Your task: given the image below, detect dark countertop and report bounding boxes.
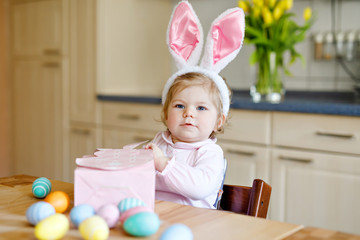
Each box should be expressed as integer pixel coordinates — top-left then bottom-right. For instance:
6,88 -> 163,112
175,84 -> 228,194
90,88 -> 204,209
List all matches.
97,91 -> 360,117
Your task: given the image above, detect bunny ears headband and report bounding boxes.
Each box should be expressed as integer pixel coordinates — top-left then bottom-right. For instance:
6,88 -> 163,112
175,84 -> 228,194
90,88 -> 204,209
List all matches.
162,0 -> 245,117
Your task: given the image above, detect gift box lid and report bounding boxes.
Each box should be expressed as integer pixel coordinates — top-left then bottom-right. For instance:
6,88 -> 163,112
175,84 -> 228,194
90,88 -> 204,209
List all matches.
76,141 -> 153,170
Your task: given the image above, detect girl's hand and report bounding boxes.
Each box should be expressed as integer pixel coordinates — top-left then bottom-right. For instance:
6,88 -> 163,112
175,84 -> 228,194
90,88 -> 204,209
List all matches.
145,143 -> 169,172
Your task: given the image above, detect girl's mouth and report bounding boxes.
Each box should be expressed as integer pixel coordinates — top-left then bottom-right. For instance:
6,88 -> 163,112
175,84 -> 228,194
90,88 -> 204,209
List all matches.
182,123 -> 195,127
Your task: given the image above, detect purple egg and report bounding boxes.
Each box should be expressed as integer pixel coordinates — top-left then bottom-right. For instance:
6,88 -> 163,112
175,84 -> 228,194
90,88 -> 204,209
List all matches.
97,203 -> 120,228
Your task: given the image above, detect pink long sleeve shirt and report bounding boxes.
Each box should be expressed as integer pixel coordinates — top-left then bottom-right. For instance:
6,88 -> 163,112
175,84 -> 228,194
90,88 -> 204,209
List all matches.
151,131 -> 225,209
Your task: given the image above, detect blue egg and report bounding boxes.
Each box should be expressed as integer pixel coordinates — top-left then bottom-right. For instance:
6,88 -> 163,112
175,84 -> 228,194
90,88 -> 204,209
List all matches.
70,204 -> 95,227
160,224 -> 193,240
26,201 -> 56,225
32,177 -> 52,198
123,212 -> 160,237
118,198 -> 145,214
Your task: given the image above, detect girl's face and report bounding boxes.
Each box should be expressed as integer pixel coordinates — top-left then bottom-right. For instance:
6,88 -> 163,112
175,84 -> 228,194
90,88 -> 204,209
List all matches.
166,85 -> 225,143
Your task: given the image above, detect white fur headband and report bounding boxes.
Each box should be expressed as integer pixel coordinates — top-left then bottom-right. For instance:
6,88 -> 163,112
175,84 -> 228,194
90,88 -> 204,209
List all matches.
162,0 -> 245,117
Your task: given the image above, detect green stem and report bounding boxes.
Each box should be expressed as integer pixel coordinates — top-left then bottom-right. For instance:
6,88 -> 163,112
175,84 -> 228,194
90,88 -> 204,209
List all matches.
255,49 -> 283,94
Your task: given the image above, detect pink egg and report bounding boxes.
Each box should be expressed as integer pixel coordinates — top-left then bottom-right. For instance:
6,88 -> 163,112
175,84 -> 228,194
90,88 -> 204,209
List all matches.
97,204 -> 120,228
119,206 -> 153,224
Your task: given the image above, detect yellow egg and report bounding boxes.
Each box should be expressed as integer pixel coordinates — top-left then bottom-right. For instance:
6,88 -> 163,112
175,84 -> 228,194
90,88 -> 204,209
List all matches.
35,213 -> 69,240
79,216 -> 109,240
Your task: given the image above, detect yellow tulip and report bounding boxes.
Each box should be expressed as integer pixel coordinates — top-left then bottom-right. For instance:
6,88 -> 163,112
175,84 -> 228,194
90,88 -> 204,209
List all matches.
273,6 -> 283,20
238,1 -> 249,13
262,7 -> 273,25
303,7 -> 312,21
252,0 -> 264,8
266,0 -> 277,8
253,6 -> 261,18
281,0 -> 293,10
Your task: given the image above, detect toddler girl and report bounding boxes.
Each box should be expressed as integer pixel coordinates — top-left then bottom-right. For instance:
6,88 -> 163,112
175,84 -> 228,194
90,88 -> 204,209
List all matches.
146,72 -> 228,209
146,1 -> 245,209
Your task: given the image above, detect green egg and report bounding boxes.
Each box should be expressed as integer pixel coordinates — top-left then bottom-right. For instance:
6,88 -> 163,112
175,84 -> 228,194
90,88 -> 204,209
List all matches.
123,212 -> 160,237
32,177 -> 52,198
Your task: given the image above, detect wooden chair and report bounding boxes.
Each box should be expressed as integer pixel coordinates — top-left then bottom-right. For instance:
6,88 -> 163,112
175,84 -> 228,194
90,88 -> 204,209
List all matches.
218,179 -> 272,218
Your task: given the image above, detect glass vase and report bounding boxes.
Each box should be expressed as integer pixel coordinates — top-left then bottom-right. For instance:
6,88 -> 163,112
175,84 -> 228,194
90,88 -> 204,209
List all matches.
250,51 -> 285,103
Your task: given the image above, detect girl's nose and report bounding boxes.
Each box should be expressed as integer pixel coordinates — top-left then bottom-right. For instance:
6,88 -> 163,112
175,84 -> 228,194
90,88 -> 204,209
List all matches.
183,108 -> 194,118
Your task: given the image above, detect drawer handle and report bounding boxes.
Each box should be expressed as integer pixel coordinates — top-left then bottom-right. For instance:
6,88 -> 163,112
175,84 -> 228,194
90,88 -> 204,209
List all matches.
117,114 -> 140,121
279,155 -> 313,163
43,49 -> 61,55
133,136 -> 151,142
72,129 -> 91,135
226,149 -> 255,157
43,62 -> 60,68
315,131 -> 354,139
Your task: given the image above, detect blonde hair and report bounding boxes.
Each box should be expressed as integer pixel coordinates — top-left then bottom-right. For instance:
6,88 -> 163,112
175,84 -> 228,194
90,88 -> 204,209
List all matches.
161,72 -> 231,138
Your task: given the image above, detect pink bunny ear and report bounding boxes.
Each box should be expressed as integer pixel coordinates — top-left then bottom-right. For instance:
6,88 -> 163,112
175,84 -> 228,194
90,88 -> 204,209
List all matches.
167,1 -> 203,69
200,8 -> 245,73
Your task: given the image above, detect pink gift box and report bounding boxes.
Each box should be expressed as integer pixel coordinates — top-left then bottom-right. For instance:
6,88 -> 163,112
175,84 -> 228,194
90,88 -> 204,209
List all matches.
74,142 -> 155,211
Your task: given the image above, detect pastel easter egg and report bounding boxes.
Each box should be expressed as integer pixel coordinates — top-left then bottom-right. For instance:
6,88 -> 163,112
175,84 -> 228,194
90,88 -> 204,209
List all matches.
35,213 -> 69,240
118,198 -> 145,214
97,204 -> 120,228
79,216 -> 109,240
70,204 -> 95,227
32,177 -> 52,198
26,201 -> 56,225
44,191 -> 70,213
160,224 -> 193,240
123,212 -> 160,237
119,205 -> 153,224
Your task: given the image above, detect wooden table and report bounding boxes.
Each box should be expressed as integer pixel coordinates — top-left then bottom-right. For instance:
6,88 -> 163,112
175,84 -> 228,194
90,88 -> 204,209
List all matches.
0,175 -> 358,240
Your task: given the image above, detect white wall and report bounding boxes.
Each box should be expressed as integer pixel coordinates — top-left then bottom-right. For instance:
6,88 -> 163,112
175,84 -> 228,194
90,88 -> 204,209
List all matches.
174,0 -> 360,92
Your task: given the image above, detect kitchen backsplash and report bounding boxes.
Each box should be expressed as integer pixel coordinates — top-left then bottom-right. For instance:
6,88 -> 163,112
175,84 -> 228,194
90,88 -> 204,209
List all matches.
180,0 -> 360,92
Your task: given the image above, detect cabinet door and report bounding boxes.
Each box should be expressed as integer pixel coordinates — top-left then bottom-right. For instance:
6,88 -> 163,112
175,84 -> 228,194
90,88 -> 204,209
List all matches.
271,148 -> 360,235
69,0 -> 97,123
10,0 -> 63,56
13,60 -> 64,180
67,124 -> 99,183
219,142 -> 270,186
102,102 -> 164,131
102,128 -> 157,149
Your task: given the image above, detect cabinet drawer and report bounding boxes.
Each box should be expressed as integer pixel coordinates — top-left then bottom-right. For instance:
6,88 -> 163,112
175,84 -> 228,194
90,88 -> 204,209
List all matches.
102,128 -> 157,148
219,110 -> 271,145
218,141 -> 270,186
102,102 -> 164,131
273,112 -> 360,155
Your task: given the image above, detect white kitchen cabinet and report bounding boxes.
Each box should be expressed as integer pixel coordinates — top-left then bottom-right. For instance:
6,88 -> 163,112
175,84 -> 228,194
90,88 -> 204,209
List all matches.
12,59 -> 66,180
101,102 -> 165,148
11,0 -> 64,56
217,110 -> 272,186
69,0 -> 98,124
272,112 -> 360,155
65,0 -> 101,183
67,123 -> 99,183
271,112 -> 360,235
271,148 -> 360,235
218,141 -> 270,186
10,0 -> 69,180
10,0 -> 101,181
102,128 -> 157,149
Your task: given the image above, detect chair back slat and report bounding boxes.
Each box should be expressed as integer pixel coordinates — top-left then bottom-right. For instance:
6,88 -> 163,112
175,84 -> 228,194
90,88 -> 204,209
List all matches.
219,179 -> 271,218
247,179 -> 272,218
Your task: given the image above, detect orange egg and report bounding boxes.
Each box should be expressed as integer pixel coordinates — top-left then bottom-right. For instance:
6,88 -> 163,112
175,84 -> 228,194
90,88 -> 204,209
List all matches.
44,191 -> 70,213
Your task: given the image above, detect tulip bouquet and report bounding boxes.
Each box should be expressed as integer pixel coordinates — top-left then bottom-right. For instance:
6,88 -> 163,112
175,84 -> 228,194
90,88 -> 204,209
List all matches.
238,0 -> 313,102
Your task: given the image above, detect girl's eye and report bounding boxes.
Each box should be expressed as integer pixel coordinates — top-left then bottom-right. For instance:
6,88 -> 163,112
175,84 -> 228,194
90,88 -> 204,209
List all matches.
175,104 -> 185,109
197,106 -> 206,111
